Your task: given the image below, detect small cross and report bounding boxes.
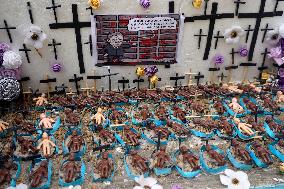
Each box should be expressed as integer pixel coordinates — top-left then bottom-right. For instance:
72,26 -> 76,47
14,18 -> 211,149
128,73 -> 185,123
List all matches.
19,44 -> 31,63
118,77 -> 129,91
40,75 -> 57,97
194,72 -> 204,86
48,39 -> 61,60
258,48 -> 270,79
244,25 -> 254,43
133,77 -> 144,90
194,29 -> 207,49
46,0 -> 61,23
261,23 -> 274,43
86,6 -> 93,15
0,20 -> 16,43
218,73 -> 228,82
229,48 -> 240,65
204,0 -> 210,15
84,35 -> 93,56
170,73 -> 185,88
234,0 -> 246,16
214,31 -> 224,49
252,106 -> 264,122
101,68 -> 119,91
69,74 -> 83,95
86,70 -> 101,93
27,2 -> 34,24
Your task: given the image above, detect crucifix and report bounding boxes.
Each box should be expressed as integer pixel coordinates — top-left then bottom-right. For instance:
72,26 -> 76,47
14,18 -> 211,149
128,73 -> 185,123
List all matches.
170,73 -> 185,88
26,2 -> 34,24
133,77 -> 144,90
194,29 -> 207,49
203,0 -> 210,15
218,73 -> 228,83
194,72 -> 204,85
185,69 -> 198,87
86,69 -> 101,93
0,20 -> 16,43
84,35 -> 93,56
261,23 -> 274,43
118,77 -> 129,91
46,0 -> 61,23
208,67 -> 220,84
234,0 -> 246,16
244,25 -> 254,43
225,48 -> 239,83
101,68 -> 119,91
39,74 -> 57,98
258,48 -> 270,80
48,39 -> 61,60
252,106 -> 264,122
214,31 -> 224,49
49,4 -> 91,73
185,2 -> 234,60
86,6 -> 93,15
239,62 -> 257,83
69,74 -> 83,95
238,0 -> 283,61
19,44 -> 31,63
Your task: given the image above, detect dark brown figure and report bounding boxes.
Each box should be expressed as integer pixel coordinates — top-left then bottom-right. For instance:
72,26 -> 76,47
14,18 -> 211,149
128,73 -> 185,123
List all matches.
205,144 -> 226,166
67,130 -> 84,152
0,160 -> 17,185
124,126 -> 140,145
130,151 -> 148,173
167,121 -> 188,135
95,152 -> 114,179
214,99 -> 225,115
62,154 -> 80,183
179,146 -> 200,171
252,142 -> 272,164
64,109 -> 80,125
98,127 -> 116,143
231,139 -> 251,163
17,136 -> 38,155
247,117 -> 265,133
265,117 -> 282,133
153,146 -> 171,168
29,160 -> 48,188
218,117 -> 233,135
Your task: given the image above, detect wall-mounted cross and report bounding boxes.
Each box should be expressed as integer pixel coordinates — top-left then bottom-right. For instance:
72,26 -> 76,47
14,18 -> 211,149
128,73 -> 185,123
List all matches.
218,73 -> 227,83
194,29 -> 207,49
40,75 -> 57,97
0,20 -> 16,43
234,0 -> 246,16
208,67 -> 221,84
27,2 -> 34,24
244,25 -> 254,43
19,44 -> 31,63
261,23 -> 274,43
49,4 -> 91,73
118,77 -> 129,91
86,6 -> 93,15
133,77 -> 144,90
238,0 -> 283,61
69,74 -> 83,95
48,39 -> 61,60
204,0 -> 210,15
86,70 -> 101,93
258,48 -> 270,80
170,73 -> 185,88
101,68 -> 119,91
84,35 -> 93,56
225,48 -> 239,82
194,72 -> 204,85
46,0 -> 61,23
214,31 -> 224,49
185,2 -> 234,60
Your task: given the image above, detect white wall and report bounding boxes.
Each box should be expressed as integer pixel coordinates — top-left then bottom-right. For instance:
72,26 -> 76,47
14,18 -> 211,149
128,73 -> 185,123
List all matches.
0,0 -> 283,92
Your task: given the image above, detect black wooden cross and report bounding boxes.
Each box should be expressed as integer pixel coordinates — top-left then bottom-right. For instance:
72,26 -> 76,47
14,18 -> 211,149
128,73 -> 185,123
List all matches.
169,1 -> 175,13
49,4 -> 91,74
238,0 -> 283,61
170,73 -> 185,87
48,39 -> 61,60
234,0 -> 246,16
86,7 -> 93,15
118,77 -> 129,91
84,35 -> 93,56
86,74 -> 101,92
274,0 -> 284,12
218,73 -> 227,82
27,2 -> 34,24
101,68 -> 119,91
194,72 -> 204,85
258,48 -> 270,80
229,48 -> 239,66
194,29 -> 207,49
185,2 -> 234,60
69,74 -> 83,95
133,77 -> 144,90
46,0 -> 61,23
93,142 -> 110,153
204,0 -> 210,15
214,31 -> 224,49
245,25 -> 254,43
0,20 -> 16,43
261,23 -> 274,43
19,44 -> 31,63
252,105 -> 264,122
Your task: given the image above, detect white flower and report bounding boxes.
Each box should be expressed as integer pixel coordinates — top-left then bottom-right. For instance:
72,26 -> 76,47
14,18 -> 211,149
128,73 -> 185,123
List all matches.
220,169 -> 250,189
24,25 -> 47,49
266,30 -> 280,45
116,146 -> 124,153
134,175 -> 163,189
224,26 -> 245,44
279,23 -> 284,38
2,50 -> 22,69
61,185 -> 81,189
6,183 -> 28,189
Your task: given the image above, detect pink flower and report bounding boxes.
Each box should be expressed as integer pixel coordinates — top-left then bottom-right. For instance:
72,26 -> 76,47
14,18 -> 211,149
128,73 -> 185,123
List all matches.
268,46 -> 282,58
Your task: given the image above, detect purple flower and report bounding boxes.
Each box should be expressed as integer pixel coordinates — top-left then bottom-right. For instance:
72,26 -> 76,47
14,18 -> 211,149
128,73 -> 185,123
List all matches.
268,46 -> 282,58
239,47 -> 248,57
213,54 -> 224,65
171,184 -> 183,189
145,66 -> 158,77
279,68 -> 284,78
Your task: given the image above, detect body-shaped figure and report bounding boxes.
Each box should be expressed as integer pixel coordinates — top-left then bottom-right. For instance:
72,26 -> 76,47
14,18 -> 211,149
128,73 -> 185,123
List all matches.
247,117 -> 265,133
0,120 -> 8,132
62,154 -> 80,183
205,144 -> 226,166
265,116 -> 282,133
155,107 -> 167,121
231,139 -> 251,163
0,160 -> 17,185
91,108 -> 105,125
229,98 -> 243,114
252,142 -> 271,164
140,106 -> 151,121
233,118 -> 254,136
249,83 -> 262,93
21,122 -> 36,133
179,146 -> 200,171
276,91 -> 284,103
153,126 -> 170,140
242,98 -> 257,111
33,93 -> 48,106
67,130 -> 84,152
130,151 -> 148,173
29,161 -> 48,188
214,99 -> 225,115
153,146 -> 171,168
261,94 -> 278,110
95,152 -> 114,179
222,84 -> 243,94
64,109 -> 80,125
98,127 -> 116,143
191,101 -> 206,114
17,136 -> 38,155
167,121 -> 188,135
124,126 -> 140,145
39,113 -> 55,129
218,116 -> 233,135
37,132 -> 56,157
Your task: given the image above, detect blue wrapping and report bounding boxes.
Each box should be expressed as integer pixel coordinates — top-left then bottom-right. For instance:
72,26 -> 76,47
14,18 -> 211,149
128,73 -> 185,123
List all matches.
226,148 -> 253,170
92,153 -> 116,182
190,129 -> 215,139
153,167 -> 172,176
9,160 -> 21,187
123,154 -> 150,180
268,141 -> 284,162
223,100 -> 250,118
245,143 -> 271,168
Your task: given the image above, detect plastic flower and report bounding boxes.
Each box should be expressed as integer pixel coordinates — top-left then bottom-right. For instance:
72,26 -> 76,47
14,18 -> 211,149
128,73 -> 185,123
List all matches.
24,25 -> 47,49
140,0 -> 151,9
213,54 -> 224,66
145,66 -> 158,77
2,50 -> 22,69
88,0 -> 101,9
266,30 -> 280,45
0,42 -> 10,66
134,175 -> 163,189
220,169 -> 250,189
239,47 -> 248,57
6,183 -> 28,189
224,26 -> 245,44
268,46 -> 284,66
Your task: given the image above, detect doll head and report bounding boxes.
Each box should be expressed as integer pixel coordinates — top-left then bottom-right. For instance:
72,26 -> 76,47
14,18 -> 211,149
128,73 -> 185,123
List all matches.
40,113 -> 46,120
232,97 -> 238,103
107,32 -> 123,48
277,91 -> 283,97
42,132 -> 48,139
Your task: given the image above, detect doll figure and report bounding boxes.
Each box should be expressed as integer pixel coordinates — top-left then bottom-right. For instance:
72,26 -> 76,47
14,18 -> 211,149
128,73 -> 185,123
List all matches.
205,144 -> 226,166
29,160 -> 48,188
33,93 -> 48,106
62,153 -> 81,183
229,98 -> 243,114
178,146 -> 200,171
0,120 -> 8,132
222,84 -> 243,94
37,132 -> 56,157
95,152 -> 114,179
231,139 -> 251,163
153,146 -> 171,168
276,91 -> 284,103
91,108 -> 106,125
67,130 -> 84,153
129,151 -> 148,173
233,118 -> 254,136
249,83 -> 262,93
39,113 -> 55,129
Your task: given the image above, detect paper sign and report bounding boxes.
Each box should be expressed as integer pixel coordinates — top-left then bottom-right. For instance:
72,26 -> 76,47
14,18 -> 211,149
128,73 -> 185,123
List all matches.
128,17 -> 177,31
